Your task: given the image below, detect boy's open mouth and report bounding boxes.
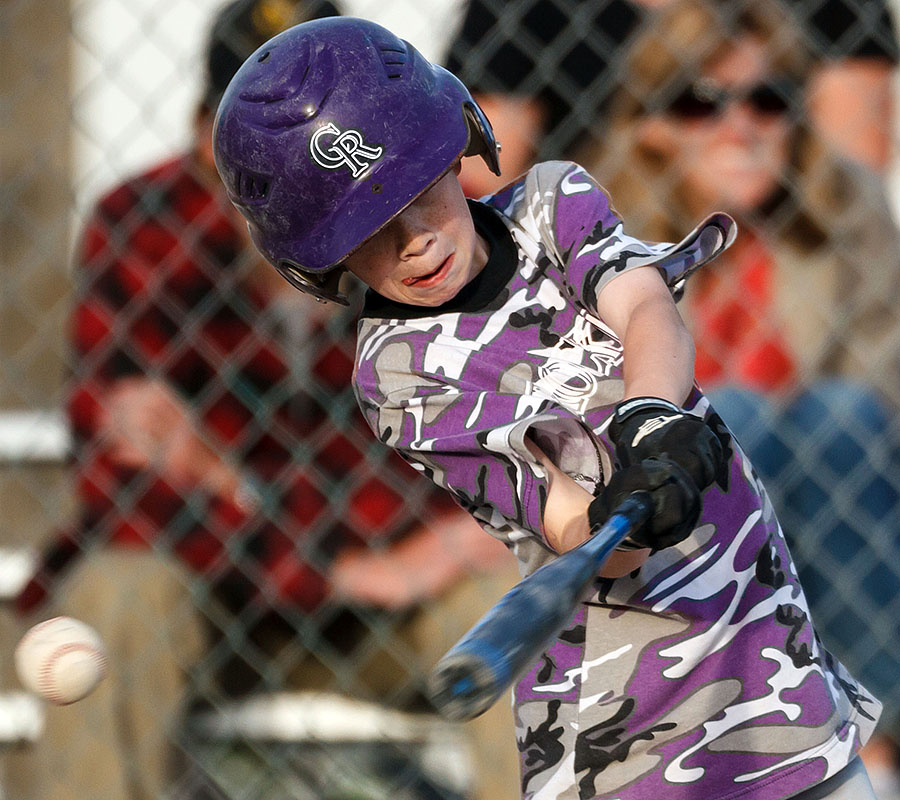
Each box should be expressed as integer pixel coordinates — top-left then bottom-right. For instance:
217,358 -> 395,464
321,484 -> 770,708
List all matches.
402,253 -> 454,287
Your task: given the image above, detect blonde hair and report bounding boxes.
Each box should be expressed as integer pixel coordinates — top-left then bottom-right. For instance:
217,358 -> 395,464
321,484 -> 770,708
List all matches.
584,0 -> 838,248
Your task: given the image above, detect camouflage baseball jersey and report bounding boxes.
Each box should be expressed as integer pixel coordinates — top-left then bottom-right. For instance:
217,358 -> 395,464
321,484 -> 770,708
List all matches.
353,162 -> 880,799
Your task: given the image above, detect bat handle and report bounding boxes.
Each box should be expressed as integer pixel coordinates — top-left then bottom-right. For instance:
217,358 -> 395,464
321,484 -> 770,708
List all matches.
588,490 -> 654,550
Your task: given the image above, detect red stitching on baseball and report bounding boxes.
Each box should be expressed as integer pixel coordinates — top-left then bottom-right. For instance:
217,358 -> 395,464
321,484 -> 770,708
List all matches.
37,641 -> 107,705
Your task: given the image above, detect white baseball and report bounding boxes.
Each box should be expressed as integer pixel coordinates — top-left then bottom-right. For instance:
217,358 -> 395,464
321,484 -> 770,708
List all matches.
14,616 -> 108,705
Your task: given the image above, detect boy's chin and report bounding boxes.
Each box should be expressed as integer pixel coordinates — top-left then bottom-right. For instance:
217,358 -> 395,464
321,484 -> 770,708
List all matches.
404,290 -> 458,307
393,280 -> 465,307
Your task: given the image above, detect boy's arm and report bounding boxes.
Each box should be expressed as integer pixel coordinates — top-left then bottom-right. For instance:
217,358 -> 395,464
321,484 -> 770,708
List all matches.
524,438 -> 651,577
595,265 -> 695,407
596,264 -> 725,489
526,265 -> 708,576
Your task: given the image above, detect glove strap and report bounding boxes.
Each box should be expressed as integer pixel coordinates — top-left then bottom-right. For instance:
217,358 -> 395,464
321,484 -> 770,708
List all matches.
613,396 -> 682,425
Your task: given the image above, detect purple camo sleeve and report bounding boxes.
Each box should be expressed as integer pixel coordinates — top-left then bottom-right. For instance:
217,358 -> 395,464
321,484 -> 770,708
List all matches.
538,163 -> 735,310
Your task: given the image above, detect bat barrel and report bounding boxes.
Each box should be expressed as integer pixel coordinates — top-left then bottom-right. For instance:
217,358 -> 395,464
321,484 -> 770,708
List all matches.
427,649 -> 504,721
428,492 -> 653,721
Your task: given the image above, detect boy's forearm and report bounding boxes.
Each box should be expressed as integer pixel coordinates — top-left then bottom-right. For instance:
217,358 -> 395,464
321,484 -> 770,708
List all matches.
525,438 -> 650,576
595,266 -> 696,407
621,295 -> 695,406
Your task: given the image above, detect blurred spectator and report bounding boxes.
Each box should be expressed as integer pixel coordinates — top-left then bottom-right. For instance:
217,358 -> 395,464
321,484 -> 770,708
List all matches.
445,0 -> 644,196
581,0 -> 900,794
3,1 -> 519,799
802,0 -> 898,172
445,0 -> 897,198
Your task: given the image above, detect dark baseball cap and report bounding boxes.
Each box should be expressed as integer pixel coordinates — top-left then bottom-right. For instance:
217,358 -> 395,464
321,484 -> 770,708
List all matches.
202,0 -> 341,113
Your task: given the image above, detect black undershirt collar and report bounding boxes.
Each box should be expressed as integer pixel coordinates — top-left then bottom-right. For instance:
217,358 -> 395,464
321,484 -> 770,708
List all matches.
360,200 -> 518,320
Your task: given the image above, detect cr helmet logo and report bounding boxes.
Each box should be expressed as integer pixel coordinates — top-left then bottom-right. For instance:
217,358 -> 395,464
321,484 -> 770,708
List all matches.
309,122 -> 384,179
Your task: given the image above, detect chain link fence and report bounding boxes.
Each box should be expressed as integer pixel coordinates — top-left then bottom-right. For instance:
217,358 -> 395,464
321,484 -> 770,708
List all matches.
1,0 -> 900,798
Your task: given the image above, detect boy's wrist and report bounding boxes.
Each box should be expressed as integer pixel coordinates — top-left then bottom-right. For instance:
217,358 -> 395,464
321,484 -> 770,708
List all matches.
609,397 -> 725,492
612,397 -> 683,427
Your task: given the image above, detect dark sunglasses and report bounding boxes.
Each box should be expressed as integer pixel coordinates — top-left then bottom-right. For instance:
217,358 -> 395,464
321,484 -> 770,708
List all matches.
664,77 -> 797,119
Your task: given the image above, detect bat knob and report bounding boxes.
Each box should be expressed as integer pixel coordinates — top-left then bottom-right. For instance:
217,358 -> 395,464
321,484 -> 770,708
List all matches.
428,651 -> 502,722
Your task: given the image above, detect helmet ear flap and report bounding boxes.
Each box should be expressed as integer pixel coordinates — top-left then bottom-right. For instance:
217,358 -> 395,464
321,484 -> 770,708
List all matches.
276,260 -> 350,305
463,101 -> 501,176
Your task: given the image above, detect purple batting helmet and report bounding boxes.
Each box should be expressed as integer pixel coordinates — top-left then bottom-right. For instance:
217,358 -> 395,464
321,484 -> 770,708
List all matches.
213,16 -> 501,304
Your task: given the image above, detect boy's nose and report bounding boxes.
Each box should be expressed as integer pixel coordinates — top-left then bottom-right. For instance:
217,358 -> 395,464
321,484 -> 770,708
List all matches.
396,213 -> 436,261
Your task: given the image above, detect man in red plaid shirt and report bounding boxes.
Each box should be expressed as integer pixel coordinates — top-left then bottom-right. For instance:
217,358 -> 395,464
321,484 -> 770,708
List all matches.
7,2 -> 517,798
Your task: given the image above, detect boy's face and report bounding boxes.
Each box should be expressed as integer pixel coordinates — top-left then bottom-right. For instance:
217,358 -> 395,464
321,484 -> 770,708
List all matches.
343,166 -> 490,307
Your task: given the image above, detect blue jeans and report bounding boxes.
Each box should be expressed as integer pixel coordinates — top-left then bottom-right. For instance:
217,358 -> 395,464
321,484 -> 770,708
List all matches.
708,380 -> 900,736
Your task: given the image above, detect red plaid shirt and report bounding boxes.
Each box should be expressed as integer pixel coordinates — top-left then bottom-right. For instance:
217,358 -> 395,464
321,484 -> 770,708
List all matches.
61,155 -> 453,611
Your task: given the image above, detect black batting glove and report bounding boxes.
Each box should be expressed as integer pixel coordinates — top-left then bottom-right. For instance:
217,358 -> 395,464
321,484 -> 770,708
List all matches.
588,459 -> 701,551
608,397 -> 727,491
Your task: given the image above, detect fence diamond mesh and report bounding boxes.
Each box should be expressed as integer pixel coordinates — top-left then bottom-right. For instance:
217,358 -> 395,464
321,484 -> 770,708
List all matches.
1,1 -> 899,799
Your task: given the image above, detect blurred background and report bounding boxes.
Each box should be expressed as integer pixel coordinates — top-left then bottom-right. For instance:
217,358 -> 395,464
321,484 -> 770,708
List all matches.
1,0 -> 900,798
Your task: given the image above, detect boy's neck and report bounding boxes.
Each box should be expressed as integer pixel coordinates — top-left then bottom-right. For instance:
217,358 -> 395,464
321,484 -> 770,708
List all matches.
468,229 -> 491,286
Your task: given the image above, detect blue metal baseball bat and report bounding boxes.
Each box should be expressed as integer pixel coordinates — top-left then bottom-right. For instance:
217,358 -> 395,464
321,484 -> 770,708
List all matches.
427,491 -> 654,721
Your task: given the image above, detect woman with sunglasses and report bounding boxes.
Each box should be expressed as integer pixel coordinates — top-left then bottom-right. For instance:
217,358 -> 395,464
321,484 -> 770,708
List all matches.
582,0 -> 900,795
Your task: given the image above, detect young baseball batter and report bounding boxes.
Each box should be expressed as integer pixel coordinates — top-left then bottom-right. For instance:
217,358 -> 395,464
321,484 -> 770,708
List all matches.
212,17 -> 882,800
